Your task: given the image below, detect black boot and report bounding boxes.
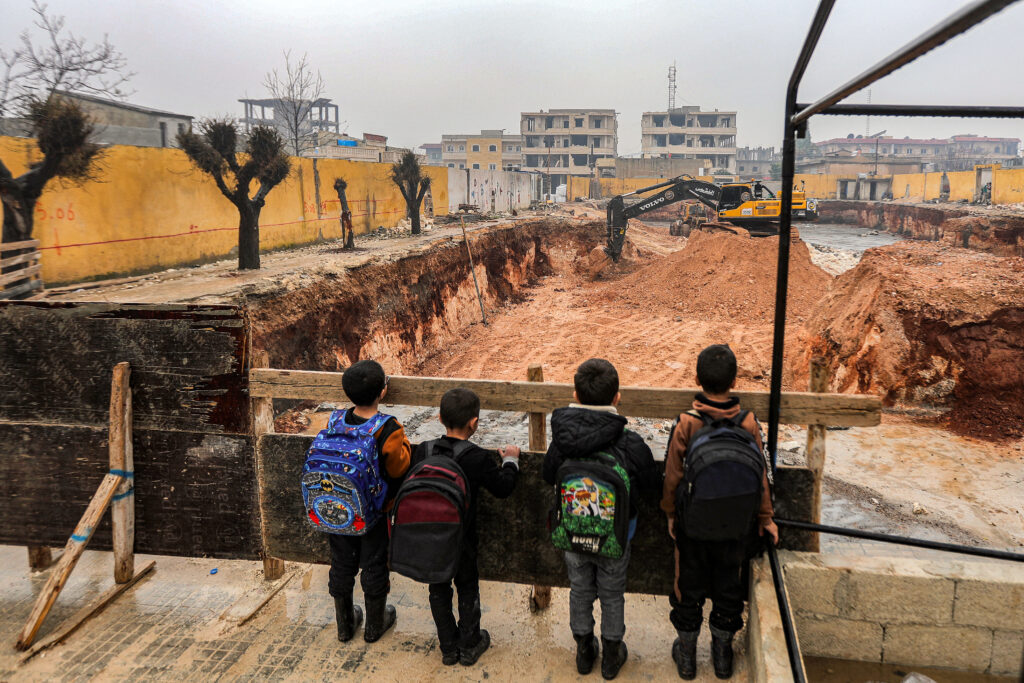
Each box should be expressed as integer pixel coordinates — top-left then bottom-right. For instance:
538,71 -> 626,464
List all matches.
672,630 -> 700,680
600,638 -> 628,680
362,595 -> 396,643
333,595 -> 363,643
460,629 -> 491,666
710,626 -> 734,679
574,632 -> 600,675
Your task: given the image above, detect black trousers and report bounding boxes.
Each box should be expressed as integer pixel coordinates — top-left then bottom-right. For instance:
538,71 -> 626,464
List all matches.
327,518 -> 390,600
670,533 -> 747,634
428,539 -> 481,653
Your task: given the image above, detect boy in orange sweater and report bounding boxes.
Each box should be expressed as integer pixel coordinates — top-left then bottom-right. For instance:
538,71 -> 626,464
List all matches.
662,345 -> 777,679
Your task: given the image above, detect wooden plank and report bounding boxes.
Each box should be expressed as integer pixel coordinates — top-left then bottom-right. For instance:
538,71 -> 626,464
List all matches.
0,251 -> 41,270
805,356 -> 828,553
526,364 -> 551,612
0,302 -> 250,432
27,546 -> 53,571
1,278 -> 43,300
19,561 -> 156,663
250,349 -> 285,581
109,363 -> 135,583
220,567 -> 298,626
257,434 -> 817,594
0,263 -> 41,287
249,369 -> 882,426
16,472 -> 123,649
0,239 -> 40,252
0,423 -> 260,560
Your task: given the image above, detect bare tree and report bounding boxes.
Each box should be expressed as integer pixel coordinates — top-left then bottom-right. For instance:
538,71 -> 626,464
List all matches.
391,151 -> 431,236
177,121 -> 291,270
334,178 -> 355,250
263,51 -> 325,157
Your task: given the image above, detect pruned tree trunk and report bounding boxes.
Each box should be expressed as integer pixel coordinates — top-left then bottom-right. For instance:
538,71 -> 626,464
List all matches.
409,197 -> 421,235
237,203 -> 261,270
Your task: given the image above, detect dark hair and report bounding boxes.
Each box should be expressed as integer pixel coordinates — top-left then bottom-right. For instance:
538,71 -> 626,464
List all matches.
342,360 -> 387,406
440,388 -> 480,429
696,344 -> 737,394
574,358 -> 619,405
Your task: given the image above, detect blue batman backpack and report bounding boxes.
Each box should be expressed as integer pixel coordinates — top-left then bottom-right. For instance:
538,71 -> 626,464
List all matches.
301,409 -> 391,535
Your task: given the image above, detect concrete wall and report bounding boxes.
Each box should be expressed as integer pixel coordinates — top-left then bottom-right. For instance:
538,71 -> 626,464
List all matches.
797,169 -> 1019,204
446,168 -> 534,213
782,552 -> 1023,677
994,168 -> 1024,204
1,135 -> 448,285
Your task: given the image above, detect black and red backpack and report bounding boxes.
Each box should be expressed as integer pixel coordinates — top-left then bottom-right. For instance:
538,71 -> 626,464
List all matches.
389,438 -> 472,584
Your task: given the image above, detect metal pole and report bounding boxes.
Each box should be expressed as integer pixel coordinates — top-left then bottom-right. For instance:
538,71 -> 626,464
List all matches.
774,518 -> 1024,563
460,217 -> 488,326
767,544 -> 808,683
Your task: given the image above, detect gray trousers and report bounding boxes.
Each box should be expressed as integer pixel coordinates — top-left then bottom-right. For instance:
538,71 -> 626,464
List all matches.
564,545 -> 631,641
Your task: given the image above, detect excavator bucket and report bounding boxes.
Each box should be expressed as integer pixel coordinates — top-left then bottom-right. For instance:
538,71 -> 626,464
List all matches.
587,246 -> 614,279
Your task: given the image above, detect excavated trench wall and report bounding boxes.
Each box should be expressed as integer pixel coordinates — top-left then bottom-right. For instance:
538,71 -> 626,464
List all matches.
819,200 -> 1024,257
248,219 -> 603,372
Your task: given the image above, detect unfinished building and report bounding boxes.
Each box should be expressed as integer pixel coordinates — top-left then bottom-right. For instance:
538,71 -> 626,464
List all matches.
520,109 -> 618,190
641,106 -> 737,172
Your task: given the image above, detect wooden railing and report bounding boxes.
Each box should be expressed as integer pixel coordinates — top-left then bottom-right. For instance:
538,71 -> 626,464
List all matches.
0,239 -> 44,299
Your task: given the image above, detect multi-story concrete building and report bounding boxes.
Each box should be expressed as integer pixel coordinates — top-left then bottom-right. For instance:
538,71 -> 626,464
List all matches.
520,109 -> 618,189
641,106 -> 737,172
238,97 -> 341,155
418,143 -> 444,165
813,134 -> 1020,171
736,146 -> 778,179
441,130 -> 523,171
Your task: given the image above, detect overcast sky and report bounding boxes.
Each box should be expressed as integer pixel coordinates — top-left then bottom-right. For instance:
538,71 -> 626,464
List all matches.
3,0 -> 1022,154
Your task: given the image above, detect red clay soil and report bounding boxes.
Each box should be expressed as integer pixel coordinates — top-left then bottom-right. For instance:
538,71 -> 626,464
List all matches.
799,241 -> 1024,440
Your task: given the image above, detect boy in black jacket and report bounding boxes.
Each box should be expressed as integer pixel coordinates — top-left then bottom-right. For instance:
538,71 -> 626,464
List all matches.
410,388 -> 521,667
543,358 -> 660,680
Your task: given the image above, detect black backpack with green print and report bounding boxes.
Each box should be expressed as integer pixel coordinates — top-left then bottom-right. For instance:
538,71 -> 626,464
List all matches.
549,435 -> 631,559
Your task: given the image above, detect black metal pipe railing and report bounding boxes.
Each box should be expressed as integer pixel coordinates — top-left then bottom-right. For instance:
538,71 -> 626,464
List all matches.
775,518 -> 1024,562
796,103 -> 1024,118
792,0 -> 1018,127
767,544 -> 808,683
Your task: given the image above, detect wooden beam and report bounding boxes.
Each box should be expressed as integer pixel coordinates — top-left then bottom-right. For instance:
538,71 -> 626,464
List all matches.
1,278 -> 44,299
16,472 -> 124,650
27,546 -> 53,571
526,364 -> 551,612
109,363 -> 135,583
0,239 -> 40,252
0,263 -> 41,287
805,356 -> 828,553
251,349 -> 285,581
220,567 -> 298,627
19,561 -> 156,664
249,369 -> 881,426
0,251 -> 40,270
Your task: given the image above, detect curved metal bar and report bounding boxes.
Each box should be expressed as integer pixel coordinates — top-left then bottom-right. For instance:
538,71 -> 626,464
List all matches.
797,103 -> 1024,118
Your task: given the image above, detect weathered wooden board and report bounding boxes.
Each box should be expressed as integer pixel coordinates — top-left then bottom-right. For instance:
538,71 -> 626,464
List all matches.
250,369 -> 881,427
0,423 -> 260,559
0,302 -> 249,432
258,434 -> 814,595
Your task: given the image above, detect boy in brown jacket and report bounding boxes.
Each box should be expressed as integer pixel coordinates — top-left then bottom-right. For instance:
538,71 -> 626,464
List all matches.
662,345 -> 777,680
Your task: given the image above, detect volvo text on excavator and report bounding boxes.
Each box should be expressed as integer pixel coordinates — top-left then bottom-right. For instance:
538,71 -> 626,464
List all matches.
602,175 -> 818,263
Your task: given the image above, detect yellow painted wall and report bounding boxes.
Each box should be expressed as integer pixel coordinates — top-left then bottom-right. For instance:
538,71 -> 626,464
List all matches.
465,137 -> 502,170
1,135 -> 448,284
947,171 -> 975,202
993,168 -> 1024,205
793,174 -> 853,199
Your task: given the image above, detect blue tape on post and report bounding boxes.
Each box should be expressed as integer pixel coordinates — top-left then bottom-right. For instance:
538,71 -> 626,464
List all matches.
111,487 -> 134,502
109,469 -> 134,479
70,532 -> 88,542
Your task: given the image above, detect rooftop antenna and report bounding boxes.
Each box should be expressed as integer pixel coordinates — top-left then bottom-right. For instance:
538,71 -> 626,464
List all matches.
668,62 -> 677,111
865,88 -> 872,137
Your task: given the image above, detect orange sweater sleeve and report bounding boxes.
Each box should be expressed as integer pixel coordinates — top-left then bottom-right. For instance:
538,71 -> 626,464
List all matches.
381,424 -> 411,479
660,415 -> 689,517
741,413 -> 774,523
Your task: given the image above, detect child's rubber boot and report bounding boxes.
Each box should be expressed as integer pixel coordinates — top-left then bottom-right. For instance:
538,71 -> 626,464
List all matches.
333,595 -> 363,643
440,647 -> 460,666
710,626 -> 735,679
459,629 -> 491,666
672,630 -> 700,680
600,638 -> 628,680
573,632 -> 600,674
362,595 -> 396,643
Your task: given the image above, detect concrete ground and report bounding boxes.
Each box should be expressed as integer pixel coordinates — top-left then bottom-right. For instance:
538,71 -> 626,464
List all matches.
0,545 -> 749,682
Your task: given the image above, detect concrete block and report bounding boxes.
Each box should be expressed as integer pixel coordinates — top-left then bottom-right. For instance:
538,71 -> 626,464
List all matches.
793,615 -> 882,661
783,562 -> 840,616
955,579 -> 1024,630
840,569 -> 954,625
748,556 -> 795,683
990,630 -> 1024,677
883,624 -> 992,671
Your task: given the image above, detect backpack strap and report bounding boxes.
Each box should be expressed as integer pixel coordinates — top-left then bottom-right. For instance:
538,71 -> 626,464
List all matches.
730,410 -> 751,428
423,438 -> 473,463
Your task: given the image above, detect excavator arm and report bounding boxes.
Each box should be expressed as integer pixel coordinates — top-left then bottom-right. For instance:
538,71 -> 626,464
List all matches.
605,175 -> 722,261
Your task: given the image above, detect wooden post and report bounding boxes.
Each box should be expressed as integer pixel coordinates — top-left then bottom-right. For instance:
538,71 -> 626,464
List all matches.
252,349 -> 285,581
527,364 -> 552,612
16,473 -> 124,649
460,216 -> 488,325
109,362 -> 135,583
805,356 -> 828,553
27,546 -> 53,571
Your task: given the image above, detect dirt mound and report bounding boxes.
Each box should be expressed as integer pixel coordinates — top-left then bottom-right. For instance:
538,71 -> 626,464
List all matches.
603,230 -> 832,323
800,241 -> 1024,440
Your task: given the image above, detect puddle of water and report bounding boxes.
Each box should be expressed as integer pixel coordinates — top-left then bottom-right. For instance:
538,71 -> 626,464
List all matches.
805,656 -> 1018,682
795,222 -> 904,252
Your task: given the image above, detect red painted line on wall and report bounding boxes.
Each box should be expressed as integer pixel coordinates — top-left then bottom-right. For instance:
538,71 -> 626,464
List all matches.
38,209 -> 404,251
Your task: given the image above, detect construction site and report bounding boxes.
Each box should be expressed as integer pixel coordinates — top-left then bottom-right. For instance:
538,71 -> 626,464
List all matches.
2,1 -> 1024,682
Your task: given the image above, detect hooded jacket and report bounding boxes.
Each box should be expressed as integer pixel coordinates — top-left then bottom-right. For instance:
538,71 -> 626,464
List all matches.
542,405 -> 660,521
